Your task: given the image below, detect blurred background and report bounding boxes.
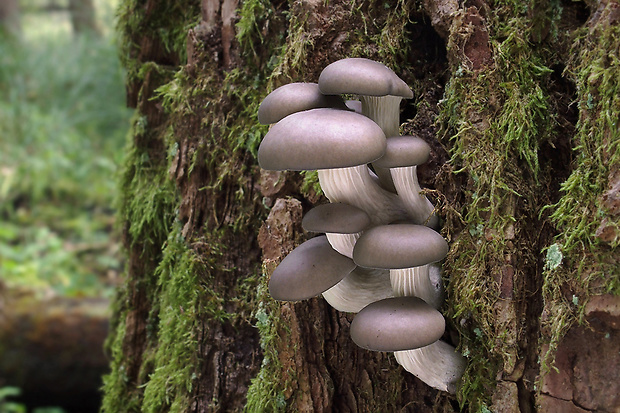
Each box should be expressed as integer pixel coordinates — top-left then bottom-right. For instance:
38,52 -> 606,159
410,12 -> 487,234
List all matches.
0,0 -> 132,411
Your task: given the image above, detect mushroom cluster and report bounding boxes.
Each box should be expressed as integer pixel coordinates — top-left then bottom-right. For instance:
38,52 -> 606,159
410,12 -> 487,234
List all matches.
257,58 -> 465,393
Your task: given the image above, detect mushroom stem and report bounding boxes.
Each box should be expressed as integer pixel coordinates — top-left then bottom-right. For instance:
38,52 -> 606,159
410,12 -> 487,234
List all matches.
318,166 -> 409,226
390,264 -> 443,309
322,267 -> 393,313
391,166 -> 437,227
393,341 -> 466,394
326,232 -> 359,259
360,95 -> 402,137
360,95 -> 402,193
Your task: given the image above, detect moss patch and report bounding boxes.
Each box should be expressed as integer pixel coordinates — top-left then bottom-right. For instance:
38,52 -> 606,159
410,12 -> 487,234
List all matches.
437,1 -> 563,409
539,2 -> 620,381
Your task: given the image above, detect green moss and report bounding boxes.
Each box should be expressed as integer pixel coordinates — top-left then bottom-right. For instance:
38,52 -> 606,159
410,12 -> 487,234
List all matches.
102,315 -> 144,412
141,226 -> 225,413
437,1 -> 561,408
539,8 -> 620,380
244,281 -> 290,412
102,89 -> 181,412
348,0 -> 412,69
116,0 -> 201,90
119,122 -> 178,247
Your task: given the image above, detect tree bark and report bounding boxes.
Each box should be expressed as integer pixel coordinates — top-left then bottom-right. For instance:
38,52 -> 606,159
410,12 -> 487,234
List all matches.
102,0 -> 619,412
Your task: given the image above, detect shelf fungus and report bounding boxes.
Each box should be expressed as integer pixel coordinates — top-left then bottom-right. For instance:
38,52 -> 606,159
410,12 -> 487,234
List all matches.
257,58 -> 465,393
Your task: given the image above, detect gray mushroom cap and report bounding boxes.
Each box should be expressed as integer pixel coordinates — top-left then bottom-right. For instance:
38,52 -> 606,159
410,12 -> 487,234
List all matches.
258,108 -> 386,171
258,82 -> 348,124
373,136 -> 431,168
318,58 -> 413,98
302,203 -> 372,234
269,235 -> 356,301
352,224 -> 448,269
350,296 -> 445,351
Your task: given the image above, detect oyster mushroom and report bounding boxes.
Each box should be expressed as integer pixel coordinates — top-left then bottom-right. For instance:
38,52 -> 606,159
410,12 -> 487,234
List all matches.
350,296 -> 445,351
302,202 -> 371,258
352,223 -> 447,308
352,223 -> 464,392
319,57 -> 413,192
258,82 -> 348,125
373,135 -> 437,226
258,108 -> 386,171
321,266 -> 393,313
258,107 -> 409,226
352,224 -> 448,270
394,341 -> 466,394
269,235 -> 356,301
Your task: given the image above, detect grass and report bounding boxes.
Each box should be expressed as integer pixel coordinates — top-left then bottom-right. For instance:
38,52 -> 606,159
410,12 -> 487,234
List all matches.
0,5 -> 132,297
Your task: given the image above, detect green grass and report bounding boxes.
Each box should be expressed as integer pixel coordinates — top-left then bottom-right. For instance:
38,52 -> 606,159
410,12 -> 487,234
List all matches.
0,10 -> 132,296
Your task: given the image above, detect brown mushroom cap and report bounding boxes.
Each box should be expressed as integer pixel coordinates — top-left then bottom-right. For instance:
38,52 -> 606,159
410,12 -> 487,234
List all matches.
350,296 -> 445,351
302,203 -> 372,234
372,136 -> 431,168
258,82 -> 348,125
269,235 -> 356,301
318,58 -> 413,99
258,108 -> 386,171
352,224 -> 448,269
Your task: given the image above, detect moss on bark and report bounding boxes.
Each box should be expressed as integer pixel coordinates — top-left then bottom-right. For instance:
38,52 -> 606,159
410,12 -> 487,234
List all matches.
102,0 -> 618,411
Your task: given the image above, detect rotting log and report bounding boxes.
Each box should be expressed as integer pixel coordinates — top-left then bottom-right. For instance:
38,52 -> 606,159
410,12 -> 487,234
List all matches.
0,289 -> 109,413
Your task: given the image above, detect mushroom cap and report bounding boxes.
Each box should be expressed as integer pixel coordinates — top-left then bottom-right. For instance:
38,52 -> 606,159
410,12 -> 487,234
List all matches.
372,136 -> 431,168
302,203 -> 372,234
269,235 -> 356,301
352,224 -> 448,269
318,58 -> 413,99
258,108 -> 386,171
350,296 -> 445,351
258,82 -> 348,124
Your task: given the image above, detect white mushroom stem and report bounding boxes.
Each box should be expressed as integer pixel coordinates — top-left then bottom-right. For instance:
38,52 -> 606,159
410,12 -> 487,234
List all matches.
391,166 -> 437,227
318,166 -> 409,225
361,95 -> 402,137
390,264 -> 443,309
322,267 -> 393,313
394,340 -> 466,394
326,232 -> 359,259
361,95 -> 402,193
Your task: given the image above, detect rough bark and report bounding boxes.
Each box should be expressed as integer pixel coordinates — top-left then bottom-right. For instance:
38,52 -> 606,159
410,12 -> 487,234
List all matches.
102,0 -> 619,411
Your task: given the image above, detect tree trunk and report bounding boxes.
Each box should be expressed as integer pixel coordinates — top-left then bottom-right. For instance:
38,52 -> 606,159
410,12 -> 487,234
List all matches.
101,0 -> 619,412
68,0 -> 100,36
0,0 -> 20,37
